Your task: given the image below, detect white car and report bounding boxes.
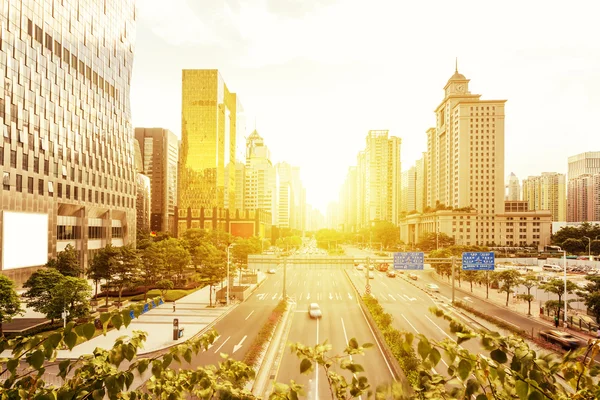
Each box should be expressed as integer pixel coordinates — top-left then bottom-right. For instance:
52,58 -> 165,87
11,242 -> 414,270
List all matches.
368,271 -> 375,279
267,269 -> 276,274
426,283 -> 440,292
308,303 -> 322,319
356,264 -> 364,271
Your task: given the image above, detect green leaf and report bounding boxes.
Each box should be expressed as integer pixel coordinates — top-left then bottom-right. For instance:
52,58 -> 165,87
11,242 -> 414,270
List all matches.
528,390 -> 544,400
429,347 -> 441,367
418,338 -> 431,360
111,314 -> 123,330
28,349 -> 45,370
465,378 -> 479,398
457,359 -> 471,381
362,342 -> 374,349
100,313 -> 111,325
64,331 -> 78,350
122,310 -> 133,327
346,363 -> 365,373
476,395 -> 488,400
7,358 -> 19,373
137,359 -> 149,374
490,349 -> 508,364
300,358 -> 312,374
92,389 -> 105,400
81,323 -> 95,340
348,338 -> 359,349
516,380 -> 529,399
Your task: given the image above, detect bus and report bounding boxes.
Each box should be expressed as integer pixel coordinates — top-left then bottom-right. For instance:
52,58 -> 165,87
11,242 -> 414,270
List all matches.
544,245 -> 562,253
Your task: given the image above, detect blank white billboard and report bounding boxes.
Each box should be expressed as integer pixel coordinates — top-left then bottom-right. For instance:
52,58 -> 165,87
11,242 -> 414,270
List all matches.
2,211 -> 49,270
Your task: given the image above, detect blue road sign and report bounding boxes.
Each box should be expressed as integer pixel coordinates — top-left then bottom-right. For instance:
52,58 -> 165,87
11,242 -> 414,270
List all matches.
462,252 -> 495,271
393,252 -> 424,270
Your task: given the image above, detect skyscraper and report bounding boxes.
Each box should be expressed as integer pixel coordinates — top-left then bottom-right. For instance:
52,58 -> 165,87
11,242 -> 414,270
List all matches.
401,167 -> 416,213
358,131 -> 401,227
0,0 -> 137,284
178,70 -> 240,234
506,172 -> 521,201
522,173 -> 566,222
567,151 -> 600,222
415,153 -> 428,213
244,130 -> 276,221
134,128 -> 179,233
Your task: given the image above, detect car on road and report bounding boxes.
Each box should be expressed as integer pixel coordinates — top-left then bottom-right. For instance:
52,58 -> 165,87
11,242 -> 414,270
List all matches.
408,273 -> 418,280
426,283 -> 439,292
376,263 -> 389,272
539,330 -> 581,350
368,265 -> 374,271
267,269 -> 276,274
356,264 -> 364,271
308,303 -> 322,319
368,271 -> 375,279
386,270 -> 396,278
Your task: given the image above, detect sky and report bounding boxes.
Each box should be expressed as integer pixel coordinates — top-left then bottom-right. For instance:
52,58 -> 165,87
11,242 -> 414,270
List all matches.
130,0 -> 600,214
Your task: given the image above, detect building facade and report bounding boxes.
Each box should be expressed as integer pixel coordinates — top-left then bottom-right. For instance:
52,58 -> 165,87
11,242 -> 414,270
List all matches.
415,153 -> 427,213
568,152 -> 600,180
134,128 -> 178,233
506,172 -> 521,201
522,172 -> 566,222
0,0 -> 137,285
567,152 -> 600,222
401,166 -> 416,213
178,70 -> 240,235
244,130 -> 276,223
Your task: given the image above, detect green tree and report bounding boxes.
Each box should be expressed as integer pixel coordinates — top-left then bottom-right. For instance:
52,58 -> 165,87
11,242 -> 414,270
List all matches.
0,275 -> 23,337
591,239 -> 600,255
50,276 -> 92,321
416,232 -> 454,251
462,270 -> 478,292
561,237 -> 586,254
232,237 -> 262,267
87,244 -> 119,299
196,249 -> 226,307
139,243 -> 167,301
22,268 -> 64,322
276,235 -> 302,250
540,278 -> 578,317
112,245 -> 142,308
576,275 -> 600,323
156,279 -> 174,300
46,244 -> 82,277
156,238 -> 191,283
518,273 -> 537,316
372,220 -> 401,249
496,269 -> 522,307
552,222 -> 600,250
136,228 -> 154,250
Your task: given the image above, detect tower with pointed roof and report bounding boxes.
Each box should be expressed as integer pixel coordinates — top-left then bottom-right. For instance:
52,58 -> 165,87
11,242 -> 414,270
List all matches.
244,130 -> 277,223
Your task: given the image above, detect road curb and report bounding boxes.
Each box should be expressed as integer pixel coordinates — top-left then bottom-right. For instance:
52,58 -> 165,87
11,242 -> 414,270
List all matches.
251,301 -> 294,397
343,269 -> 411,391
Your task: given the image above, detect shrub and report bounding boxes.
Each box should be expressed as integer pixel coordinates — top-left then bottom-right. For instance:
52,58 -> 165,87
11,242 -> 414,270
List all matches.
244,299 -> 287,367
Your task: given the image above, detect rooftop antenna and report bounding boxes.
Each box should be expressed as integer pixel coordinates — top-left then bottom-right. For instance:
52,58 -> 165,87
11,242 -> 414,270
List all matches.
455,57 -> 458,73
254,117 -> 256,131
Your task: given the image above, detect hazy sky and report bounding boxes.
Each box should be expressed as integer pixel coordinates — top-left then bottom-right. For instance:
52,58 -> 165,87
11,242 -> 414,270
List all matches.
130,0 -> 600,214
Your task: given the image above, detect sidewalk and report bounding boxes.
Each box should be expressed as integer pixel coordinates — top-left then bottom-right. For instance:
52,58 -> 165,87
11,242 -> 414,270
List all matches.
2,272 -> 266,360
430,272 -> 598,341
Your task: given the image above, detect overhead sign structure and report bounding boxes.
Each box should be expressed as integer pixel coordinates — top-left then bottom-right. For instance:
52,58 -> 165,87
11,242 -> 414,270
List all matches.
393,252 -> 424,270
462,252 -> 495,271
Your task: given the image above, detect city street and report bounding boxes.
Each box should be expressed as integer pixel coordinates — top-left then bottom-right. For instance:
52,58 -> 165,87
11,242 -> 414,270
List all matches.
273,264 -> 395,398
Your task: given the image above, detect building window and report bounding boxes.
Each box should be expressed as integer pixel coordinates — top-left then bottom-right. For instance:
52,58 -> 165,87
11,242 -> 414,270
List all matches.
74,187 -> 78,200
88,226 -> 105,239
2,172 -> 9,190
0,147 -> 3,166
38,179 -> 44,194
16,174 -> 22,192
44,159 -> 49,175
34,157 -> 39,173
28,177 -> 33,194
66,185 -> 71,199
10,150 -> 17,168
48,181 -> 54,194
112,227 -> 123,238
57,226 -> 81,240
57,183 -> 62,198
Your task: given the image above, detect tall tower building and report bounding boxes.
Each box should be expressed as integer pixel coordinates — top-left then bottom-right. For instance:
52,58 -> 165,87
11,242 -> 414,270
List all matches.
415,153 -> 428,213
178,70 -> 240,234
568,152 -> 600,179
0,0 -> 137,284
506,172 -> 521,201
134,128 -> 179,233
522,173 -> 566,221
567,151 -> 600,222
361,131 -> 401,226
426,68 -> 506,244
133,140 -> 151,233
401,167 -> 417,213
244,130 -> 276,222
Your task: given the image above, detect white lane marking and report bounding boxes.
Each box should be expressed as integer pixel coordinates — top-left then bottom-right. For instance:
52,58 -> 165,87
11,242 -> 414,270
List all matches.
348,293 -> 353,300
307,293 -> 311,300
424,315 -> 454,342
388,294 -> 396,301
329,293 -> 333,300
340,317 -> 363,400
245,310 -> 254,320
463,297 -> 474,303
232,335 -> 247,353
207,335 -> 220,349
214,336 -> 231,353
401,314 -> 420,334
272,293 -> 279,300
316,317 -> 320,400
299,293 -> 303,300
335,292 -> 341,300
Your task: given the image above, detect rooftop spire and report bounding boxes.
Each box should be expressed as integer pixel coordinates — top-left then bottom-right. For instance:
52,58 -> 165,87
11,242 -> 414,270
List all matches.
455,57 -> 458,73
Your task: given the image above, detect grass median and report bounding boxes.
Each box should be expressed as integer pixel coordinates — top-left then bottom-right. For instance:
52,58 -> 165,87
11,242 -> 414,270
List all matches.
243,299 -> 288,368
362,295 -> 420,387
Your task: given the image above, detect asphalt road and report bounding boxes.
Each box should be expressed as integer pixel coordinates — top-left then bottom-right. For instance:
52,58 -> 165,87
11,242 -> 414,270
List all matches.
273,264 -> 395,399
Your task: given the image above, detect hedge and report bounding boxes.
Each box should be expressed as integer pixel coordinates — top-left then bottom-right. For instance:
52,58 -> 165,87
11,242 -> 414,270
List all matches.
243,299 -> 287,367
362,296 -> 420,386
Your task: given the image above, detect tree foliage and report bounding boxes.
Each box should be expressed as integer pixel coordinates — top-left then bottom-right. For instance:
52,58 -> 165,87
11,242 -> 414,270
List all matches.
576,275 -> 600,323
496,269 -> 522,307
46,244 -> 82,277
156,238 -> 191,283
417,232 -> 455,251
552,222 -> 600,254
540,278 -> 579,316
0,275 -> 23,337
87,244 -> 119,299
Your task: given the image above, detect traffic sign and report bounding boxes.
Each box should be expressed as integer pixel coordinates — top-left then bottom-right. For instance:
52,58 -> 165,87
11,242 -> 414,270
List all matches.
393,252 -> 424,270
462,252 -> 495,271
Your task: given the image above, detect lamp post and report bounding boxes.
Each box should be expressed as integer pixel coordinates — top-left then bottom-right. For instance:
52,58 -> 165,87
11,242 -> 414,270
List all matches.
583,236 -> 591,260
226,244 -> 236,306
563,250 -> 567,326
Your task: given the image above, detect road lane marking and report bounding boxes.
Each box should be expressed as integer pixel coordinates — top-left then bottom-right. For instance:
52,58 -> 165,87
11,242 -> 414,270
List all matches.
299,293 -> 303,300
207,335 -> 220,349
463,297 -> 474,303
329,293 -> 333,300
401,314 -> 420,334
388,294 -> 396,301
307,293 -> 311,300
424,315 -> 454,342
232,335 -> 247,353
272,293 -> 279,300
245,311 -> 254,320
335,292 -> 341,300
340,317 -> 363,400
316,317 -> 320,400
214,336 -> 231,353
348,293 -> 353,300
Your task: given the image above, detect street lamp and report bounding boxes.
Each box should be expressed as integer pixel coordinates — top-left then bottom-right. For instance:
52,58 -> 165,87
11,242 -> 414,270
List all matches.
583,236 -> 591,260
226,244 -> 237,306
562,250 -> 567,326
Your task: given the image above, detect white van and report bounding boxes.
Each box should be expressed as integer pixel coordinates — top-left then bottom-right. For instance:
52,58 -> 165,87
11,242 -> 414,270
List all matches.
542,264 -> 563,272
